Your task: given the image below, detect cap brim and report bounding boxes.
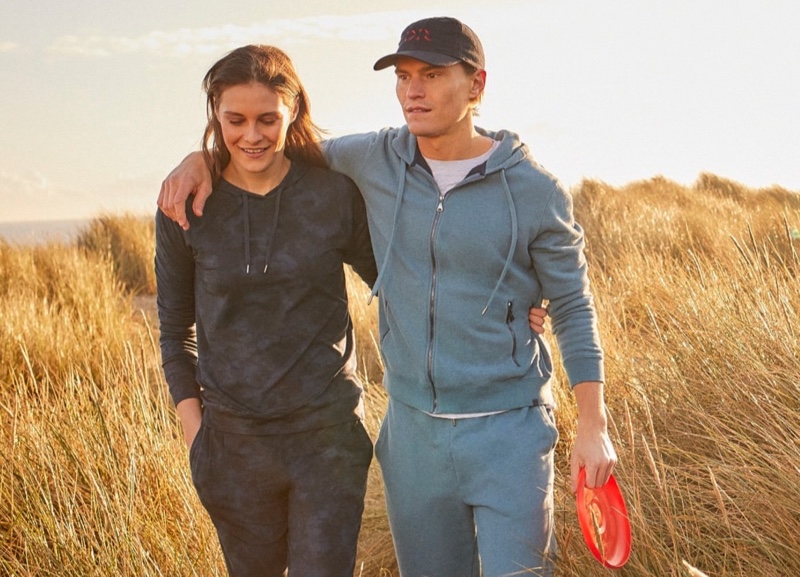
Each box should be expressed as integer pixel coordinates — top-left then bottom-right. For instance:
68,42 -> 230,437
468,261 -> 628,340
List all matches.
373,50 -> 461,71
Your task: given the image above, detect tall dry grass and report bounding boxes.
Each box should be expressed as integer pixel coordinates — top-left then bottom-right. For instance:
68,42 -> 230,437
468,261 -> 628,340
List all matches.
554,173 -> 800,576
1,174 -> 799,575
77,213 -> 157,296
0,219 -> 223,576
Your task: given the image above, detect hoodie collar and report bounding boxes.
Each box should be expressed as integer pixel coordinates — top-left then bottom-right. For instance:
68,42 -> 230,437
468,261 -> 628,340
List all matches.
390,124 -> 529,175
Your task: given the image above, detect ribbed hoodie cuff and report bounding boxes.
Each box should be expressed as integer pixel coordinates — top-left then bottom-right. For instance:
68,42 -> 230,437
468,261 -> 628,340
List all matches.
565,358 -> 605,388
162,359 -> 200,407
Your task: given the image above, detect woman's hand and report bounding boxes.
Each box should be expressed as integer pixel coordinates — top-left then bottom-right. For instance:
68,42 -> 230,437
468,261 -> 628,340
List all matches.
175,397 -> 203,449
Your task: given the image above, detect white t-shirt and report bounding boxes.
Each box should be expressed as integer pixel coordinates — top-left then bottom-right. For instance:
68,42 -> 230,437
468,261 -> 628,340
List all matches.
425,140 -> 499,197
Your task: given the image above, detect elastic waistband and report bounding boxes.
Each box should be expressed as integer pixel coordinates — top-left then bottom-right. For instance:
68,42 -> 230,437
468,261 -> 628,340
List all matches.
201,407 -> 291,435
201,403 -> 362,436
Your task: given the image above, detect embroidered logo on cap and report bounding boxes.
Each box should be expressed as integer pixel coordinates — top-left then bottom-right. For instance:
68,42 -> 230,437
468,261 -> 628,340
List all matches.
403,27 -> 432,43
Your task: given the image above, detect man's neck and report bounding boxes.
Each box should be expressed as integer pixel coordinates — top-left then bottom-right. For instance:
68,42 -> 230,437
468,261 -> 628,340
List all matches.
416,121 -> 493,161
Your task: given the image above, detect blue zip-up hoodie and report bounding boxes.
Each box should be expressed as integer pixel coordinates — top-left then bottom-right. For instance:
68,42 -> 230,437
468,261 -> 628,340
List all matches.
325,126 -> 604,415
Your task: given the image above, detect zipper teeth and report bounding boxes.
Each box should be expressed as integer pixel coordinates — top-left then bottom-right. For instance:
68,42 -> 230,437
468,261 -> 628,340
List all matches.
427,197 -> 444,410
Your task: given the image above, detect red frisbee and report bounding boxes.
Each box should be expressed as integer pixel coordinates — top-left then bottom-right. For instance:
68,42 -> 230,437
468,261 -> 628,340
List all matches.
576,468 -> 632,568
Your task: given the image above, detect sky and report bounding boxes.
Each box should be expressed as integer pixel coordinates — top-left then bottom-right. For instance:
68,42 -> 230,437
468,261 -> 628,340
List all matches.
1,0 -> 798,223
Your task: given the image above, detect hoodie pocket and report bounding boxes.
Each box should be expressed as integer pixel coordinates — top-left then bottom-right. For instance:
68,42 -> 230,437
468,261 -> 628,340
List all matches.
379,296 -> 391,345
539,404 -> 559,451
505,301 -> 521,367
377,294 -> 398,375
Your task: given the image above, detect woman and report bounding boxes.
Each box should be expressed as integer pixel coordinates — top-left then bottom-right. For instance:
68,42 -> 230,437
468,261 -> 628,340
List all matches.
155,45 -> 377,577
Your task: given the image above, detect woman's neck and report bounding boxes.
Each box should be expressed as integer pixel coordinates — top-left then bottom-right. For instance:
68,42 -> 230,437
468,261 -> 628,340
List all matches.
222,155 -> 292,195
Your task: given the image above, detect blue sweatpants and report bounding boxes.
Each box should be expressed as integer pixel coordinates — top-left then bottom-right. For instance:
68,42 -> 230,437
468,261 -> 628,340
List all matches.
375,399 -> 558,577
190,417 -> 373,577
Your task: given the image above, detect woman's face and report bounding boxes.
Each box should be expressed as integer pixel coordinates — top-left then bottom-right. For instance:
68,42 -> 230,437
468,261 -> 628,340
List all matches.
216,82 -> 298,190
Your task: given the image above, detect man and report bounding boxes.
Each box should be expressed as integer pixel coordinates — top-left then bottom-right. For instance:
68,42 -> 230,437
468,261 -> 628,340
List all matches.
159,17 -> 616,576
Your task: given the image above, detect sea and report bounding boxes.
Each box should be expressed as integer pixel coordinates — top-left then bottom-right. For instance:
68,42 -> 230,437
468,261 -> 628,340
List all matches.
0,219 -> 92,246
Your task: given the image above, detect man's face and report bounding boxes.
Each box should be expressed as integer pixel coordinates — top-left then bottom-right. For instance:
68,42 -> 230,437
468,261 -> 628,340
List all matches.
394,57 -> 484,139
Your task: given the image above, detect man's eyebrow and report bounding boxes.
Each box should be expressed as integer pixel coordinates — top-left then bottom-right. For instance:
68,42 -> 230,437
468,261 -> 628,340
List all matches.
395,64 -> 446,74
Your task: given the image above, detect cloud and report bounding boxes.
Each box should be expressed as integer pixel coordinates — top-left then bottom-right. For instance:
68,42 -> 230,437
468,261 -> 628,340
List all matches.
45,12 -> 413,59
0,168 -> 154,223
0,169 -> 78,222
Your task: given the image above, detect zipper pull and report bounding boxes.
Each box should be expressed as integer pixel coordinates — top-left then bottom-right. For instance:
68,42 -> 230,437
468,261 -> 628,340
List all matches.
436,198 -> 444,213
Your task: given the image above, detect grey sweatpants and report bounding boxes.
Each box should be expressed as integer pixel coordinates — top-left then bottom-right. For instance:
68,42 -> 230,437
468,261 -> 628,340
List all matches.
376,399 -> 558,577
189,418 -> 373,577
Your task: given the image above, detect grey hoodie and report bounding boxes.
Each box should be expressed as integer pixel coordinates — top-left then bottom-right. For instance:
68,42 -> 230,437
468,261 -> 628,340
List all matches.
156,161 -> 377,433
324,126 -> 603,415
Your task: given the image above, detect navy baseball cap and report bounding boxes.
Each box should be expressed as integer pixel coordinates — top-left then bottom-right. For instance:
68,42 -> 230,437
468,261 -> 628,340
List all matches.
373,17 -> 485,71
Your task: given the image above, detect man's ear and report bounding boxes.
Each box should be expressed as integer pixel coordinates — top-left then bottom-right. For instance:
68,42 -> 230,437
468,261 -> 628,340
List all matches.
469,70 -> 486,102
471,69 -> 487,99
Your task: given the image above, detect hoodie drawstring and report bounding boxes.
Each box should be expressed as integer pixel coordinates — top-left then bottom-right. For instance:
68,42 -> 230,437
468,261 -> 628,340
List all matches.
243,197 -> 252,274
369,162 -> 408,302
367,157 -> 517,316
262,188 -> 282,274
482,168 -> 517,315
243,188 -> 283,275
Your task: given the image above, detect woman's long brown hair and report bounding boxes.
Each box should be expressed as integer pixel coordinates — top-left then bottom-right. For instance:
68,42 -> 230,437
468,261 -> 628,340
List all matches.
201,45 -> 327,182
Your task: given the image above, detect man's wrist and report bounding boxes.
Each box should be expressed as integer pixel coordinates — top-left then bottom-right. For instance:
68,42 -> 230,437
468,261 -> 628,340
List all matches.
573,380 -> 608,430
